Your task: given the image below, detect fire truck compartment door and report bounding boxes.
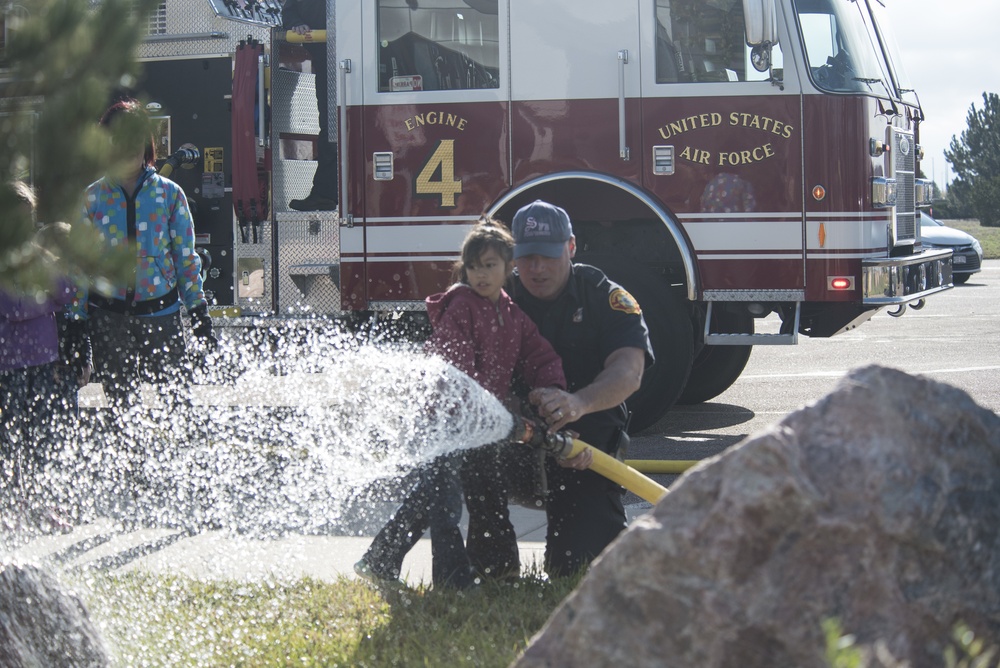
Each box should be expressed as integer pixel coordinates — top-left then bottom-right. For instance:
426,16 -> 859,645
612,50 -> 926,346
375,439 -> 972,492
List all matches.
509,0 -> 641,180
638,0 -> 806,294
344,0 -> 510,309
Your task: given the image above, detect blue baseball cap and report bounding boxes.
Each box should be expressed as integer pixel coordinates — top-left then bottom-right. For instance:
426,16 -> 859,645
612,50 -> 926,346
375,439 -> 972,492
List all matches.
511,200 -> 574,259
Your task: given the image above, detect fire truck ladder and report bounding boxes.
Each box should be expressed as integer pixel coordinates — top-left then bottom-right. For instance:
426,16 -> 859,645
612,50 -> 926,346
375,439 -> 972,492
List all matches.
703,301 -> 800,346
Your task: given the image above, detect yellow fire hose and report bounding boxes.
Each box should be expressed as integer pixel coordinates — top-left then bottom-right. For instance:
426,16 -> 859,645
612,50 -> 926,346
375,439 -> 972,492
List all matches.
624,459 -> 699,475
158,145 -> 200,179
285,30 -> 326,44
562,438 -> 669,504
510,417 -> 675,504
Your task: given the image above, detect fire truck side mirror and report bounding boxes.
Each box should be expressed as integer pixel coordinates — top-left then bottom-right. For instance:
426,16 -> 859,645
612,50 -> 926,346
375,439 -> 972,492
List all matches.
743,0 -> 778,46
750,44 -> 772,73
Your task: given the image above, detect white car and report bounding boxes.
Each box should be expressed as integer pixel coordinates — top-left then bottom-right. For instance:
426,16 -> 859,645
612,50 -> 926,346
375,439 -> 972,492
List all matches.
918,211 -> 983,284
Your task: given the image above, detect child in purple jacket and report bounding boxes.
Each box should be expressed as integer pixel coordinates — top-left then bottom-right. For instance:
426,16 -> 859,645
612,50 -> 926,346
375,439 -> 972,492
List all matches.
355,218 -> 566,589
0,182 -> 80,532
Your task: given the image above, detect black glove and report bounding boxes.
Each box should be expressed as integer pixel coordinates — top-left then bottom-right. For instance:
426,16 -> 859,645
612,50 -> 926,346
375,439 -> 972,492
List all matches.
59,318 -> 92,378
190,303 -> 218,348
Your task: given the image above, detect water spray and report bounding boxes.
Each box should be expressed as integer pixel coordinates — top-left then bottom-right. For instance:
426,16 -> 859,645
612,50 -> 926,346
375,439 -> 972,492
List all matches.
507,416 -> 669,504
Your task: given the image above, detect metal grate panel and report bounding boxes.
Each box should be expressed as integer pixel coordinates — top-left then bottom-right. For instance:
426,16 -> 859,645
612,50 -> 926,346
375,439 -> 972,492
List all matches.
891,128 -> 916,242
147,1 -> 167,35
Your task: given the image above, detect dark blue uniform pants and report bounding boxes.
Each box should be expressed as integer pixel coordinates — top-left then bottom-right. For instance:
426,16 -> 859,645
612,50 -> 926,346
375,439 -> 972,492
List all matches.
463,439 -> 627,579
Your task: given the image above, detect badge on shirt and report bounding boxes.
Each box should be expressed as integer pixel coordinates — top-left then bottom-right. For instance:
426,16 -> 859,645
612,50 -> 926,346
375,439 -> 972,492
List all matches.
609,288 -> 641,315
572,307 -> 584,323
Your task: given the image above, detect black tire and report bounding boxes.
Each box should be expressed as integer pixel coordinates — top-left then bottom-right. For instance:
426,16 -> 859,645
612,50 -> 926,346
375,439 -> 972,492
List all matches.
677,309 -> 753,405
953,273 -> 971,285
581,258 -> 695,433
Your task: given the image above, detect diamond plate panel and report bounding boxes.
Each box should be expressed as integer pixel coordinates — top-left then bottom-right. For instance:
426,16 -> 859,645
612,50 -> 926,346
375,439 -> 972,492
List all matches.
275,212 -> 342,315
273,158 -> 318,208
324,0 -> 338,143
137,0 -> 270,60
370,301 -> 427,312
272,68 -> 322,210
272,69 -> 321,135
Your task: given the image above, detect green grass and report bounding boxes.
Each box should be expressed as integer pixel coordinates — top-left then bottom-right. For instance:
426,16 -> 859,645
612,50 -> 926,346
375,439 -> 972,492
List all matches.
79,570 -> 582,667
79,572 -> 1000,667
940,219 -> 1000,259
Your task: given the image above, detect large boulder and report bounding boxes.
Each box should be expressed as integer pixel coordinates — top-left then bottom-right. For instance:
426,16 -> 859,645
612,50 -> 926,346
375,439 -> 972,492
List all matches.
515,365 -> 1000,667
0,560 -> 110,667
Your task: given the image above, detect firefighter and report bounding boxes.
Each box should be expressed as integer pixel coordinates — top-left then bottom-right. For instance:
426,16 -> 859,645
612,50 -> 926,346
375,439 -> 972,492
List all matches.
282,0 -> 338,212
463,200 -> 654,578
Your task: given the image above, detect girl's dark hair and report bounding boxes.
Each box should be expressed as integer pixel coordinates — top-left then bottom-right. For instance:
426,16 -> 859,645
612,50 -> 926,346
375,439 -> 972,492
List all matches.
453,216 -> 515,284
100,98 -> 156,167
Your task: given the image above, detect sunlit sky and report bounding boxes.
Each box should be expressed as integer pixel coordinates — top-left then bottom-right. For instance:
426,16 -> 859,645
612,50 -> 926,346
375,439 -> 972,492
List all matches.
884,0 -> 1000,187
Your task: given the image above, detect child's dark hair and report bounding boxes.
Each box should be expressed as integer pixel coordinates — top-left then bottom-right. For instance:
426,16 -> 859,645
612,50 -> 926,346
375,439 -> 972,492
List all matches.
100,98 -> 157,167
453,216 -> 515,284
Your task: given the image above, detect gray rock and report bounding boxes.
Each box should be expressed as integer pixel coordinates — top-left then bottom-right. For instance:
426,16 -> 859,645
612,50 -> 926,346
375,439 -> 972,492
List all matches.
515,365 -> 1000,668
0,561 -> 110,668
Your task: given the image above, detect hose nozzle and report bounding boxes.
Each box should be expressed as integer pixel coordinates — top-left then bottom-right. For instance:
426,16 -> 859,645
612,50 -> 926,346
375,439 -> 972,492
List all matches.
508,415 -> 575,459
159,145 -> 201,178
170,146 -> 201,166
507,413 -> 670,505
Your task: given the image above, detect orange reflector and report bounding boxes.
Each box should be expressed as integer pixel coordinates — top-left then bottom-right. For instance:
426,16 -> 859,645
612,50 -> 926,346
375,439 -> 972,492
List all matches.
812,185 -> 826,201
828,277 -> 853,290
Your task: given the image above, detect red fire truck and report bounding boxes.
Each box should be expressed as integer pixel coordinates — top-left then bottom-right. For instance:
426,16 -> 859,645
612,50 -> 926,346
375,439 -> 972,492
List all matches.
128,0 -> 951,431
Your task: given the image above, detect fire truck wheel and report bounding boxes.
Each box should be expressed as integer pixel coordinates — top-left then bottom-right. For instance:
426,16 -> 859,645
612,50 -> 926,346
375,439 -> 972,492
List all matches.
677,311 -> 754,405
582,258 -> 694,434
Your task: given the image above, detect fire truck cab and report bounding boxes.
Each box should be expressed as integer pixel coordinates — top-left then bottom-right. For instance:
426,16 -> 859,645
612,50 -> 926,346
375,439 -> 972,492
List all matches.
134,0 -> 952,431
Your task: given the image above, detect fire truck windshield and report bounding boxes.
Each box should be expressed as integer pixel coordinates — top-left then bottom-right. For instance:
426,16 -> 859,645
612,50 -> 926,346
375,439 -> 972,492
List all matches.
867,0 -> 919,106
794,0 -> 893,97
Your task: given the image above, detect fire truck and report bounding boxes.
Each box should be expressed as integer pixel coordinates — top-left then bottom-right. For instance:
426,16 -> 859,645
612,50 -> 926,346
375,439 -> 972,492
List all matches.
122,0 -> 952,431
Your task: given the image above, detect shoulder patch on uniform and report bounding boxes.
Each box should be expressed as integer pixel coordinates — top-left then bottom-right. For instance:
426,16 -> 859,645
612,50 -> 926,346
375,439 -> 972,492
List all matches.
609,288 -> 641,315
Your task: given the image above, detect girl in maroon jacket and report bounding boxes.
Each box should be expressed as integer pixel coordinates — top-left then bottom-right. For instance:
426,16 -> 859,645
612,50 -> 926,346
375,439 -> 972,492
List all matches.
355,218 -> 566,589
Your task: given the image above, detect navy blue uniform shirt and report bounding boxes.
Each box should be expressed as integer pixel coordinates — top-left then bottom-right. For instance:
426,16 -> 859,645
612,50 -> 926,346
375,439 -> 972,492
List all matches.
512,263 -> 654,452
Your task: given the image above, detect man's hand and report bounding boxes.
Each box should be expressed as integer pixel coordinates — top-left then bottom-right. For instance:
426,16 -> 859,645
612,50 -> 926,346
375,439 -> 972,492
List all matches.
529,386 -> 586,433
528,347 -> 645,433
556,447 -> 593,471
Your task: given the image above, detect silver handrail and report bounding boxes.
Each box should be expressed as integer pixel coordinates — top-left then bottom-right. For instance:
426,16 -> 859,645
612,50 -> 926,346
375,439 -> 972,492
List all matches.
338,58 -> 352,226
257,53 -> 267,147
618,49 -> 630,161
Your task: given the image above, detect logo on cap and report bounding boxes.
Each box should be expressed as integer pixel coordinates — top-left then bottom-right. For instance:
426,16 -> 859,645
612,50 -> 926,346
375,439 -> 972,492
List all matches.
522,215 -> 552,238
